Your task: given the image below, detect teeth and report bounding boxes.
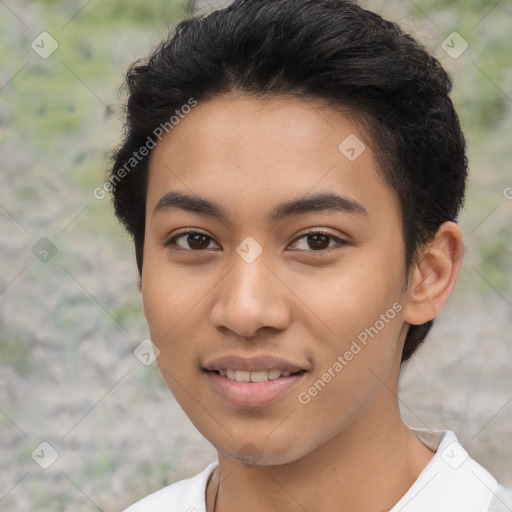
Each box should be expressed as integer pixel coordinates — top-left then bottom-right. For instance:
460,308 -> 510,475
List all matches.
219,369 -> 298,382
250,371 -> 269,383
235,370 -> 250,382
268,369 -> 282,380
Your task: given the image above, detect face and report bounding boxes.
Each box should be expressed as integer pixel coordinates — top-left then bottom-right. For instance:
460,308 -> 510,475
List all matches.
142,94 -> 411,466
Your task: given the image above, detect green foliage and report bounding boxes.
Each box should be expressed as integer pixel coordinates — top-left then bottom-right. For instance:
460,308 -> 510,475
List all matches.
28,0 -> 188,25
0,322 -> 33,376
410,0 -> 511,130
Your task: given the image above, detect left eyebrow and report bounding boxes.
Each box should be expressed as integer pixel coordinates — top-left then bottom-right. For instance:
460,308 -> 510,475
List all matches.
267,192 -> 368,223
152,191 -> 368,223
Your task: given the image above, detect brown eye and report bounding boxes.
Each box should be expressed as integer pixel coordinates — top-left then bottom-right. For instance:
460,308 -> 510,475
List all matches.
166,231 -> 217,251
186,233 -> 211,250
289,231 -> 347,252
307,234 -> 331,250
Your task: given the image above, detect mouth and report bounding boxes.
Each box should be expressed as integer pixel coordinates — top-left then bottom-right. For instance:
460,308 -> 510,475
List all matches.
203,355 -> 308,408
211,368 -> 306,382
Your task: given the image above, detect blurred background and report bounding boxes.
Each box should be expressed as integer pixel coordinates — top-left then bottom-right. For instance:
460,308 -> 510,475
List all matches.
0,0 -> 510,510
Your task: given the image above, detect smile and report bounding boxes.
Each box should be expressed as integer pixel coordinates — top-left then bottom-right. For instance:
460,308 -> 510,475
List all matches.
203,354 -> 309,407
215,369 -> 300,382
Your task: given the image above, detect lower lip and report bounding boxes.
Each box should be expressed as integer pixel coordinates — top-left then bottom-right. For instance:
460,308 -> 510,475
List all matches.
206,371 -> 305,408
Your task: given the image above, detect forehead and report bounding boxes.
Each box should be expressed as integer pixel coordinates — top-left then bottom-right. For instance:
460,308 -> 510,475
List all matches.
146,94 -> 399,227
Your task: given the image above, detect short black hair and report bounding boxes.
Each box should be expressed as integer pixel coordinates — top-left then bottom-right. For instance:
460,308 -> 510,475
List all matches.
109,0 -> 467,364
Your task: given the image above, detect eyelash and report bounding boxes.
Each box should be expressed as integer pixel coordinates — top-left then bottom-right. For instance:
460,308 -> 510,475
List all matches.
164,229 -> 348,254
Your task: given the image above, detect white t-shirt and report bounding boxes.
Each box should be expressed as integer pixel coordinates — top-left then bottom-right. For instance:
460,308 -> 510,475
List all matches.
122,429 -> 511,512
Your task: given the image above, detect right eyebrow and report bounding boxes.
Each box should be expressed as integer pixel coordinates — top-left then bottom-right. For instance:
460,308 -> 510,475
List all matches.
152,191 -> 229,222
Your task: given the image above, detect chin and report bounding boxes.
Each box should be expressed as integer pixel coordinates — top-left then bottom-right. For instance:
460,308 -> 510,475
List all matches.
217,436 -> 312,467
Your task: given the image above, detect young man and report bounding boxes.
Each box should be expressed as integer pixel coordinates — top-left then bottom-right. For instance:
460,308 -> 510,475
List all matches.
110,1 -> 511,510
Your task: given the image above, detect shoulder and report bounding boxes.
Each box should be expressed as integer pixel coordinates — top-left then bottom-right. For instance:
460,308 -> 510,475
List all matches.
391,428 -> 509,512
488,483 -> 512,512
122,461 -> 218,512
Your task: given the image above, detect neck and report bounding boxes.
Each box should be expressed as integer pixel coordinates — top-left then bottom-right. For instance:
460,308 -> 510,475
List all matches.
206,396 -> 435,512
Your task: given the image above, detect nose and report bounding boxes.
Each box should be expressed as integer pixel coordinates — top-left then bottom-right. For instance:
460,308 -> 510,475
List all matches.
209,253 -> 291,339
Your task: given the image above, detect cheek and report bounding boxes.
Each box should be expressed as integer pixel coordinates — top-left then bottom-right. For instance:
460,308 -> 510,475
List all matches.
141,262 -> 193,381
293,251 -> 403,336
293,312 -> 404,445
141,248 -> 206,336
290,251 -> 405,394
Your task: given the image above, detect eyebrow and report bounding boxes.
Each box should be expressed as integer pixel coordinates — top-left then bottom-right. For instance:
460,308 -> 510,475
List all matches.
152,190 -> 368,224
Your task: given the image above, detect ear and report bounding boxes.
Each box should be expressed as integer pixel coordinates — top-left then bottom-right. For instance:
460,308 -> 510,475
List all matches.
403,222 -> 464,325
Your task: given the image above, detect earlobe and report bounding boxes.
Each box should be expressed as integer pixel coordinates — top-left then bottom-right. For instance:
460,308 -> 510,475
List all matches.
403,222 -> 464,326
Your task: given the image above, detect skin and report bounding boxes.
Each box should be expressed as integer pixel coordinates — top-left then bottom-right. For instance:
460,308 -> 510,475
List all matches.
141,94 -> 464,511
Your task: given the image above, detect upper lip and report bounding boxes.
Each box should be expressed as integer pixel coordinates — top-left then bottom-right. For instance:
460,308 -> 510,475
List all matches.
204,355 -> 307,373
